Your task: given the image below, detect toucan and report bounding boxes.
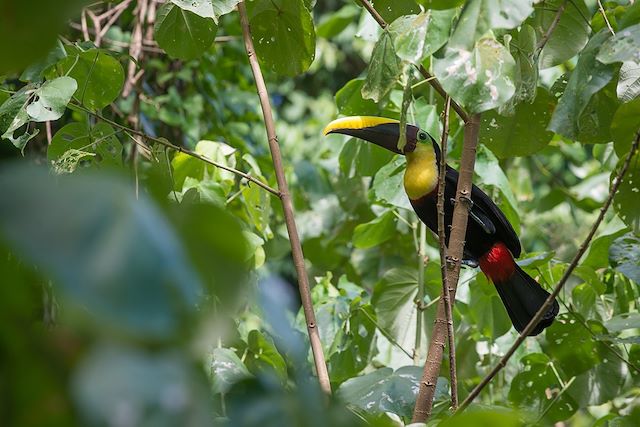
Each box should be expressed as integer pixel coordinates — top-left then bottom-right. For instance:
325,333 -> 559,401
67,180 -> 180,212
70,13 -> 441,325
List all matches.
323,116 -> 559,336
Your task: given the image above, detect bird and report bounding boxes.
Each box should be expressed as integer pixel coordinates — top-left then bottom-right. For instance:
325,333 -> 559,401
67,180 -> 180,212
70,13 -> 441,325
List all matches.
323,116 -> 559,336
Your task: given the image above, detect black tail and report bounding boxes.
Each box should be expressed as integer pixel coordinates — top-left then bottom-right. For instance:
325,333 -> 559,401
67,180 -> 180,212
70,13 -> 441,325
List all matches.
493,265 -> 559,336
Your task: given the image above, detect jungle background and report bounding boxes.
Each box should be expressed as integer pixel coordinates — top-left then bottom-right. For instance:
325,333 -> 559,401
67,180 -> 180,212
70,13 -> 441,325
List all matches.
1,0 -> 640,426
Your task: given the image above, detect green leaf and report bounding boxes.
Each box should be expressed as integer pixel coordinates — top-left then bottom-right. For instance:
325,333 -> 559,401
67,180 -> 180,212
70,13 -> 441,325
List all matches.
58,49 -> 125,111
611,97 -> 640,157
25,77 -> 77,122
171,0 -> 240,23
416,0 -> 464,10
480,88 -> 555,158
48,122 -> 123,172
546,314 -> 601,376
0,0 -> 86,73
582,227 -> 628,270
372,157 -> 411,210
0,166 -> 202,339
317,5 -> 359,39
609,233 -> 640,284
548,32 -> 616,141
439,408 -> 522,427
500,24 -> 538,113
433,35 -> 516,114
0,86 -> 31,140
355,140 -> 395,177
245,330 -> 288,383
210,348 -> 252,394
362,31 -> 401,103
597,23 -> 640,64
247,0 -> 316,76
154,3 -> 218,61
467,274 -> 512,338
370,0 -> 420,22
389,10 -> 455,64
617,61 -> 640,103
509,352 -> 579,423
535,0 -> 590,69
336,78 -> 380,116
338,366 -> 447,419
449,0 -> 534,49
613,153 -> 640,234
605,312 -> 640,332
353,210 -> 396,249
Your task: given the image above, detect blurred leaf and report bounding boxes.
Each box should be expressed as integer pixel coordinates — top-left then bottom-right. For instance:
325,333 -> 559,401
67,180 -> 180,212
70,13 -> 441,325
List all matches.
500,24 -> 537,114
170,0 -> 240,23
416,0 -> 464,10
0,165 -> 202,339
209,348 -> 252,394
548,32 -> 616,141
605,312 -> 640,332
535,0 -> 590,69
372,158 -> 412,210
617,61 -> 640,102
48,122 -> 123,172
389,10 -> 455,64
467,274 -> 512,338
355,139 -> 395,177
353,210 -> 396,249
0,0 -> 87,73
439,408 -> 522,427
481,88 -> 554,158
58,49 -> 125,111
317,5 -> 359,39
597,23 -> 640,64
25,77 -> 76,122
546,314 -> 601,376
448,0 -> 534,49
0,85 -> 35,150
247,0 -> 316,76
338,366 -> 446,419
433,36 -> 516,114
73,343 -> 213,426
609,233 -> 640,284
362,31 -> 401,103
155,3 -> 218,61
370,0 -> 420,22
336,78 -> 380,116
582,227 -> 627,270
613,153 -> 640,234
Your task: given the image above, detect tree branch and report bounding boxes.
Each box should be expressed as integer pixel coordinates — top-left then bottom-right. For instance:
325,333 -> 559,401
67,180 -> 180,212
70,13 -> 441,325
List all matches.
70,102 -> 281,196
237,1 -> 332,395
437,96 -> 457,409
457,132 -> 640,412
536,0 -> 568,53
412,113 -> 482,422
356,0 -> 469,123
597,0 -> 615,36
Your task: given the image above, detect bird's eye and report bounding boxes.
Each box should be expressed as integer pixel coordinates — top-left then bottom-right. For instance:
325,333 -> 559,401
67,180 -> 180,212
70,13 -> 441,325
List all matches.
418,132 -> 428,141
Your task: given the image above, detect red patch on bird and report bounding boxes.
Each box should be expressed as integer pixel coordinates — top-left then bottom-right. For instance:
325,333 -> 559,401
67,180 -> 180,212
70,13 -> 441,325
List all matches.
479,242 -> 516,283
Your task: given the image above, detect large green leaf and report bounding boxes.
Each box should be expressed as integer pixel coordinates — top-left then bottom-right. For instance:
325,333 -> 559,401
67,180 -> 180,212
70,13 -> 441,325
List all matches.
439,408 -> 522,427
609,233 -> 640,283
467,274 -> 512,337
362,31 -> 401,103
353,210 -> 396,249
58,48 -> 125,111
433,35 -> 516,114
245,330 -> 288,383
155,3 -> 218,61
481,88 -> 555,158
613,153 -> 640,234
209,348 -> 252,394
416,0 -> 464,10
389,10 -> 455,64
605,312 -> 640,332
335,78 -> 380,116
247,0 -> 316,76
500,24 -> 538,114
317,5 -> 359,39
370,0 -> 420,22
547,32 -> 616,141
338,366 -> 447,419
0,85 -> 37,150
535,0 -> 591,69
545,314 -> 601,377
25,77 -> 77,122
597,23 -> 640,64
449,0 -> 534,49
171,0 -> 240,23
0,165 -> 202,339
617,61 -> 640,103
611,97 -> 640,156
371,157 -> 412,210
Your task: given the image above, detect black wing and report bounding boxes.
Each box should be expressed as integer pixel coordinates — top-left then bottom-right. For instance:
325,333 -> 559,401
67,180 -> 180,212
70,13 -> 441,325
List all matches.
445,166 -> 521,258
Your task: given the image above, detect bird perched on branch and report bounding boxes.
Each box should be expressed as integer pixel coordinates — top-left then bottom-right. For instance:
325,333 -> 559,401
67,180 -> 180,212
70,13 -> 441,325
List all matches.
324,116 -> 559,336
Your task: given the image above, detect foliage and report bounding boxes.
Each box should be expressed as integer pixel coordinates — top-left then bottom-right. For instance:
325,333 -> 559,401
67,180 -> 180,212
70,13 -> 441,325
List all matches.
1,0 -> 640,426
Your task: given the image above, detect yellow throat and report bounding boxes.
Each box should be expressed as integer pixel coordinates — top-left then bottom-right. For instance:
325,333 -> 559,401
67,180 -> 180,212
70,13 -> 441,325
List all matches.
403,143 -> 439,200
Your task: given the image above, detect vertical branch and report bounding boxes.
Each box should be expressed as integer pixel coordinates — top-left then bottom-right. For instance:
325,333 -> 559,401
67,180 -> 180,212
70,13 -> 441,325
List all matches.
237,1 -> 332,395
412,114 -> 481,422
597,0 -> 616,36
437,96 -> 457,409
458,133 -> 640,412
414,222 -> 427,365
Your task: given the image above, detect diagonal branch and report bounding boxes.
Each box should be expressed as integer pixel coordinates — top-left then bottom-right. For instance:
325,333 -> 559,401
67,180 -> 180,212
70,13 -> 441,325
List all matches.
70,102 -> 281,196
536,0 -> 568,53
237,1 -> 332,394
412,114 -> 481,422
437,96 -> 457,409
457,132 -> 640,412
356,0 -> 469,123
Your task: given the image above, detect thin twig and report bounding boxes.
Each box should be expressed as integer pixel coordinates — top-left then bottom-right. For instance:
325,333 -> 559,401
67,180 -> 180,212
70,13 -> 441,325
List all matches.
237,1 -> 332,395
536,0 -> 568,52
414,222 -> 427,365
123,0 -> 148,97
458,132 -> 640,412
597,0 -> 615,35
70,102 -> 281,196
356,0 -> 469,123
437,96 -> 457,409
412,114 -> 482,422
